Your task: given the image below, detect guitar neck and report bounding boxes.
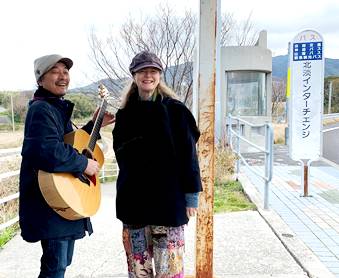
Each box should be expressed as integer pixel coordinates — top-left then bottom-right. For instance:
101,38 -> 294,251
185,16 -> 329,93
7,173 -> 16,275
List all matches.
88,98 -> 107,151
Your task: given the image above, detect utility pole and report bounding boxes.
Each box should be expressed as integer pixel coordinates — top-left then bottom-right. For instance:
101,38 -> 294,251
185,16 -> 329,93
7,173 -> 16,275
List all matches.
195,0 -> 217,277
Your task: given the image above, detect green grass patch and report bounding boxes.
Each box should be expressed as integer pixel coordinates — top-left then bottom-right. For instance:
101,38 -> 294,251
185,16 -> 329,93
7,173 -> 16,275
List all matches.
0,224 -> 19,249
100,176 -> 117,183
214,180 -> 256,213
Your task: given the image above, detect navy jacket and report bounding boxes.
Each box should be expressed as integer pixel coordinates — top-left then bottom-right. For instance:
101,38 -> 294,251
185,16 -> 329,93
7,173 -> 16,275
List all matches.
19,87 -> 93,242
113,92 -> 202,227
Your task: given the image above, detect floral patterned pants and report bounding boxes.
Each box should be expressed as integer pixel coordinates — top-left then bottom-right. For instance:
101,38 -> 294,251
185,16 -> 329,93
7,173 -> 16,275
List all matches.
122,225 -> 185,278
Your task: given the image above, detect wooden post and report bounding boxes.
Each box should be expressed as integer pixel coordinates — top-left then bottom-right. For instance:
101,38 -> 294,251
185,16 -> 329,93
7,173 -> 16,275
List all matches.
303,164 -> 309,197
194,0 -> 217,277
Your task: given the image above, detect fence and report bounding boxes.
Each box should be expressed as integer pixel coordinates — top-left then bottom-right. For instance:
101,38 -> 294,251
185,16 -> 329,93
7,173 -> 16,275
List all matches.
323,112 -> 339,120
0,159 -> 118,232
227,114 -> 274,209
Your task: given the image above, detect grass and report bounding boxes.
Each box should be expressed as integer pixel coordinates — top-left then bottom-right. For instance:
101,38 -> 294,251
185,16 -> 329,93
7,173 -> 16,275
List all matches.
0,172 -> 19,248
100,176 -> 117,183
0,224 -> 19,249
214,145 -> 256,213
214,180 -> 256,213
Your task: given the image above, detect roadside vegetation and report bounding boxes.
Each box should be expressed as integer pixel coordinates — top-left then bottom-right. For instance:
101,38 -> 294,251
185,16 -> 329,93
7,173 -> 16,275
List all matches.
214,145 -> 256,213
0,172 -> 19,249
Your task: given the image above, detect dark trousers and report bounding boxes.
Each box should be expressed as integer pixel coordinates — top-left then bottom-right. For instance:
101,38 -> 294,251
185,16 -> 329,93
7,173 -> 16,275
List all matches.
38,239 -> 75,278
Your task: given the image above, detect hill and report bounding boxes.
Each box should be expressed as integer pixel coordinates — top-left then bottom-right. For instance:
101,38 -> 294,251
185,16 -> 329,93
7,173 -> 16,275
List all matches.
272,55 -> 339,79
26,56 -> 339,93
71,62 -> 193,94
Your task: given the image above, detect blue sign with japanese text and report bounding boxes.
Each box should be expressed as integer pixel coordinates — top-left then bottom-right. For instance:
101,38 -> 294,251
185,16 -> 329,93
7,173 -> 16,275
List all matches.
293,42 -> 323,61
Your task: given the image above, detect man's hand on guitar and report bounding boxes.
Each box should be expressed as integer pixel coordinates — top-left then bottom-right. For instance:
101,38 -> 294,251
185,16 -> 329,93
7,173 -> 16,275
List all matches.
85,159 -> 100,176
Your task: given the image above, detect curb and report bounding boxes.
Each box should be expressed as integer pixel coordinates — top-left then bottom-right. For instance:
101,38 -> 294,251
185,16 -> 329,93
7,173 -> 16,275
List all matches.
238,172 -> 335,278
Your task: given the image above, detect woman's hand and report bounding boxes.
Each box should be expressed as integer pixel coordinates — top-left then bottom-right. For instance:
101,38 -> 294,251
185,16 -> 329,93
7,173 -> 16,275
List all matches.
186,207 -> 198,218
92,108 -> 115,127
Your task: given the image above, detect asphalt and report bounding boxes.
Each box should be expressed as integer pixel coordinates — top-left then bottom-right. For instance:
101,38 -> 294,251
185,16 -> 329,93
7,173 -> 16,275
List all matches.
0,144 -> 338,277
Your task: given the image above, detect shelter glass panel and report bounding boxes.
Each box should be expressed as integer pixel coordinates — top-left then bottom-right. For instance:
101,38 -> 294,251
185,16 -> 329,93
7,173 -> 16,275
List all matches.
226,71 -> 267,116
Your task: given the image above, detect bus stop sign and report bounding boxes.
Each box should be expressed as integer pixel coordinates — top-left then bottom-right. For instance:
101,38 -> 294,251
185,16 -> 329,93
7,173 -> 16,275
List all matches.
288,29 -> 324,161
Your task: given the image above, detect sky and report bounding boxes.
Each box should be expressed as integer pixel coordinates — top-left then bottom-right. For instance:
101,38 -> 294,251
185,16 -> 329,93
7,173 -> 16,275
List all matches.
1,0 -> 339,91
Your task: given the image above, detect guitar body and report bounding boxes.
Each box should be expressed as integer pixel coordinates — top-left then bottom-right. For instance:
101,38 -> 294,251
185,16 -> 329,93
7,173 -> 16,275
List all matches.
38,129 -> 104,220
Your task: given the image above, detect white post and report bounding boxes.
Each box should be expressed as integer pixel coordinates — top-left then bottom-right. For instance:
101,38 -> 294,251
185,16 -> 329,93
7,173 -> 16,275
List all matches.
11,94 -> 15,132
328,81 -> 332,114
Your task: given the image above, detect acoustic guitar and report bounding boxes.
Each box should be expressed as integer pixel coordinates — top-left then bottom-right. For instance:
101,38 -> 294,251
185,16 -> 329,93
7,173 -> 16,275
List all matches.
38,85 -> 109,220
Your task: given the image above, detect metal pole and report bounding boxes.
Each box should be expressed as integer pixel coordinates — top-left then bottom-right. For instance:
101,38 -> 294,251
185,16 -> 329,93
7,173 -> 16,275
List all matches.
11,94 -> 15,132
236,118 -> 240,180
299,159 -> 310,197
303,162 -> 309,197
264,124 -> 270,209
195,0 -> 217,277
328,81 -> 332,114
227,114 -> 232,148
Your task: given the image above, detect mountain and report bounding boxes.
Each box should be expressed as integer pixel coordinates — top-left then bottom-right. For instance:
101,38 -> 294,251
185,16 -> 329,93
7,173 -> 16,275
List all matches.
69,77 -> 130,94
71,62 -> 193,94
71,56 -> 339,93
272,55 -> 339,79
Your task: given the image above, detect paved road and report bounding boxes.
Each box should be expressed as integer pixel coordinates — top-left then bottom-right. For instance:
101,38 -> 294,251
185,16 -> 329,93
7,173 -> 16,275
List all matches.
323,122 -> 339,164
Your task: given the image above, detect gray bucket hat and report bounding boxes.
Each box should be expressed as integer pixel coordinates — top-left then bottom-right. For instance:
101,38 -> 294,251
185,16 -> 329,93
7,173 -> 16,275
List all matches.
129,51 -> 163,74
34,54 -> 73,82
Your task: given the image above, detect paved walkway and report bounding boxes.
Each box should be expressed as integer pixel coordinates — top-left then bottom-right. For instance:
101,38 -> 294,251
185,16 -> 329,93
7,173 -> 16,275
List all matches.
239,144 -> 339,278
1,144 -> 338,277
1,181 -> 313,278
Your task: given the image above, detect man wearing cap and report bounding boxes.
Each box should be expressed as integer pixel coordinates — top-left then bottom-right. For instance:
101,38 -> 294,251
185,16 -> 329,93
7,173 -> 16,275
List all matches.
113,51 -> 202,277
19,54 -> 114,278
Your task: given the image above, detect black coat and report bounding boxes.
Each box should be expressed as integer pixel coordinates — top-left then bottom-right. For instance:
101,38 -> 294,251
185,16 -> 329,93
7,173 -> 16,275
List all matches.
113,92 -> 202,227
19,87 -> 93,243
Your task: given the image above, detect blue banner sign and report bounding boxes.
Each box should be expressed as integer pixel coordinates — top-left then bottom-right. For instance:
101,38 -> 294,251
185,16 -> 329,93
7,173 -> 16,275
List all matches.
293,42 -> 323,61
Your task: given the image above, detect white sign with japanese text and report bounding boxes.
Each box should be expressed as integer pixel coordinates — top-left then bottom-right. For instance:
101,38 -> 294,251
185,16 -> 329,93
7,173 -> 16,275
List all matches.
288,30 -> 324,160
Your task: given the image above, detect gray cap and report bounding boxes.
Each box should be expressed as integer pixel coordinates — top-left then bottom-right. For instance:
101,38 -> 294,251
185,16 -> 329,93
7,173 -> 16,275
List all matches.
129,51 -> 163,74
34,54 -> 73,82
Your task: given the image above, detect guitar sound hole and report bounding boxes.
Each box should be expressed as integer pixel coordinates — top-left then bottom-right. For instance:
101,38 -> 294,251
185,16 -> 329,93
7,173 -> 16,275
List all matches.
82,149 -> 93,159
79,174 -> 90,186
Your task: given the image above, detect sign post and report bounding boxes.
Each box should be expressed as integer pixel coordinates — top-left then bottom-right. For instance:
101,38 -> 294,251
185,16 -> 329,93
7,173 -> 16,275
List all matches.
288,29 -> 324,196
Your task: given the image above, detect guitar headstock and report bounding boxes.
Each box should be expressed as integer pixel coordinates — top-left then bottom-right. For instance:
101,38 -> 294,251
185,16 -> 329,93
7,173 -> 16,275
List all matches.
98,84 -> 109,99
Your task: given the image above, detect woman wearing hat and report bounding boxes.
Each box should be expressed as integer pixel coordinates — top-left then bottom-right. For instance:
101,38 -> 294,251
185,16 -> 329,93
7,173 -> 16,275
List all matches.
113,51 -> 202,277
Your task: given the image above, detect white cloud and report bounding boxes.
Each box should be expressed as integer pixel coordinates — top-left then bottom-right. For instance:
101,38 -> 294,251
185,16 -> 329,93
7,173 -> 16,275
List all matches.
0,0 -> 338,91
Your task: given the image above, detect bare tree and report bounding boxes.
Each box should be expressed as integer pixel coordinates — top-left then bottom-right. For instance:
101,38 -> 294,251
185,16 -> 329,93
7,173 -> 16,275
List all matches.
88,4 -> 257,107
220,12 -> 258,47
89,4 -> 196,106
271,79 -> 286,121
220,12 -> 234,46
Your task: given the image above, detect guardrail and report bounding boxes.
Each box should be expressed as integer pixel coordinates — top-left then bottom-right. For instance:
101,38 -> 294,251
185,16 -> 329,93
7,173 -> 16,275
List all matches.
323,113 -> 339,120
227,114 -> 274,209
0,161 -> 118,232
0,170 -> 20,231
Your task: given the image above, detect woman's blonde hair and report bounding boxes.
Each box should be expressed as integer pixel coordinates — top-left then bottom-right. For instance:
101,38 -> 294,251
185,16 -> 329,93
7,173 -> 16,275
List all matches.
119,80 -> 179,109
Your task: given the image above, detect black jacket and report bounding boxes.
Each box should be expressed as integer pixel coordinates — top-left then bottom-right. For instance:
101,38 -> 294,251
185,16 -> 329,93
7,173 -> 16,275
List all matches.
19,87 -> 93,243
113,92 -> 202,227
